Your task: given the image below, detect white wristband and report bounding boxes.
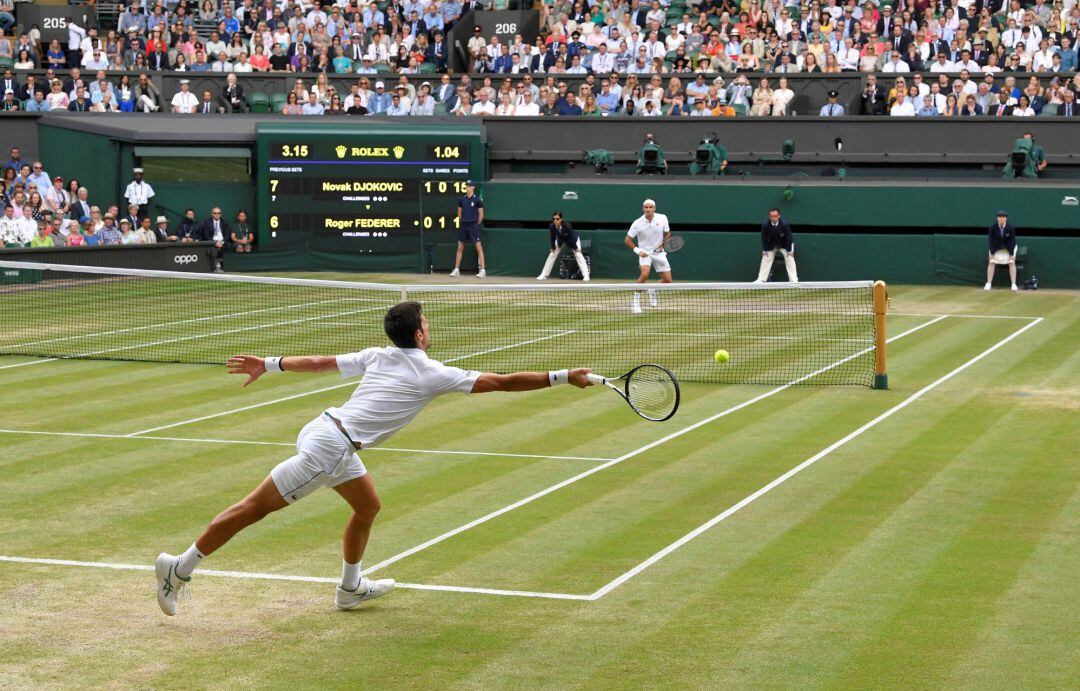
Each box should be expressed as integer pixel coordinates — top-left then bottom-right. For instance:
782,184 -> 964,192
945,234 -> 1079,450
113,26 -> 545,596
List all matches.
548,369 -> 569,387
631,247 -> 641,254
264,356 -> 283,372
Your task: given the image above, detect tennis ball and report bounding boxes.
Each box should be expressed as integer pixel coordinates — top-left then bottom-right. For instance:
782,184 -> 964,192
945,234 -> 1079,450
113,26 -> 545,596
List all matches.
714,349 -> 730,364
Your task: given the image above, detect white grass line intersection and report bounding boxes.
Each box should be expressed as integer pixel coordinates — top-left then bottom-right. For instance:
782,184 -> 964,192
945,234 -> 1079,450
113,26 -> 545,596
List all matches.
0,555 -> 590,601
359,316 -> 948,577
0,429 -> 610,462
124,331 -> 578,437
586,316 -> 1044,600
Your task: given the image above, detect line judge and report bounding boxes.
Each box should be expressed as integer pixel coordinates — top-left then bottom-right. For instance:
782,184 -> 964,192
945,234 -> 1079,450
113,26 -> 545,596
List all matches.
754,208 -> 799,283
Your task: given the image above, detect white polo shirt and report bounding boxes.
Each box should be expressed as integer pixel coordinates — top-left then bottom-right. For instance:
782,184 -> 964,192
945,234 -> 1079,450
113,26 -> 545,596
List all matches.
326,347 -> 480,448
627,212 -> 670,253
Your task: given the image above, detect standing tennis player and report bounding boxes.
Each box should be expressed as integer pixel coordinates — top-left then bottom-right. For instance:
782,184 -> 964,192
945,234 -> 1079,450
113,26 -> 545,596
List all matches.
537,210 -> 590,281
450,180 -> 486,278
156,302 -> 591,615
624,198 -> 672,314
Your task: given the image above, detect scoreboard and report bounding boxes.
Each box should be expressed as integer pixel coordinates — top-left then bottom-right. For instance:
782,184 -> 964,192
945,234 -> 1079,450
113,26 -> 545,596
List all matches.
255,124 -> 486,268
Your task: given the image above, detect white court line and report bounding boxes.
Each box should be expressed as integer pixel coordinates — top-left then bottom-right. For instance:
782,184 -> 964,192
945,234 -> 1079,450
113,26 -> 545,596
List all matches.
0,429 -> 611,463
889,313 -> 1032,321
0,556 -> 589,601
124,331 -> 577,437
587,316 -> 1043,600
358,316 -> 948,577
0,358 -> 58,370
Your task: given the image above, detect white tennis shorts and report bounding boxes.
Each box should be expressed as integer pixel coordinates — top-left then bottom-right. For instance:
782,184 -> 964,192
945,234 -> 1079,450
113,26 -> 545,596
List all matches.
271,416 -> 367,504
992,249 -> 1014,265
639,251 -> 671,273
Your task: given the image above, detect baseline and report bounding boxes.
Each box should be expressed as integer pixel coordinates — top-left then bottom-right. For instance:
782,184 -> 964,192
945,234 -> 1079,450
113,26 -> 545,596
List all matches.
0,555 -> 590,602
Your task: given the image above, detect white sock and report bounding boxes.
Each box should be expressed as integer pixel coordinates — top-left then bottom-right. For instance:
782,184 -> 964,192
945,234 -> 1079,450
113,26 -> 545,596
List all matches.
341,560 -> 362,591
175,543 -> 205,579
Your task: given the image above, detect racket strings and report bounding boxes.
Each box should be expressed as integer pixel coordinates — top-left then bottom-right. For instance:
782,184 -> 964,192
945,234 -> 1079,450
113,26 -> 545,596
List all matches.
626,367 -> 679,421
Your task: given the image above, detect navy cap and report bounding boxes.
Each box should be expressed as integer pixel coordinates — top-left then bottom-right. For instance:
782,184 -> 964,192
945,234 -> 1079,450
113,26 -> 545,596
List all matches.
996,209 -> 1008,216
466,179 -> 475,186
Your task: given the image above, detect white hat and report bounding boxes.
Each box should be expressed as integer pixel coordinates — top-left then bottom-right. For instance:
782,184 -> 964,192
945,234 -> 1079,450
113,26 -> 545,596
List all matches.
133,167 -> 144,173
643,198 -> 656,206
375,81 -> 385,88
156,215 -> 168,224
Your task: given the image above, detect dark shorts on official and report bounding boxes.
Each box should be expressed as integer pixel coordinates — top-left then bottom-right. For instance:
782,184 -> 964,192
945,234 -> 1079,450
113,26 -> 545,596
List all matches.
458,224 -> 481,243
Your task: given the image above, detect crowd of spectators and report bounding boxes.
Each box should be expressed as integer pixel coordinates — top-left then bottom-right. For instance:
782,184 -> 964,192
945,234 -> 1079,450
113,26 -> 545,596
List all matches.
0,149 -> 252,258
0,0 -> 1079,116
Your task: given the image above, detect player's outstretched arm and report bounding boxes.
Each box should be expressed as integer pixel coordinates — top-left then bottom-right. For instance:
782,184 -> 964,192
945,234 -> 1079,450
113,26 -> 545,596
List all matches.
227,355 -> 340,387
472,368 -> 593,393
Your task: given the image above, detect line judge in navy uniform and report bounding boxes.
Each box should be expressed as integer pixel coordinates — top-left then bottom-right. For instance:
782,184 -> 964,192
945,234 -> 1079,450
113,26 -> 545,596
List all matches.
451,180 -> 486,278
754,208 -> 799,282
536,210 -> 590,281
985,209 -> 1018,291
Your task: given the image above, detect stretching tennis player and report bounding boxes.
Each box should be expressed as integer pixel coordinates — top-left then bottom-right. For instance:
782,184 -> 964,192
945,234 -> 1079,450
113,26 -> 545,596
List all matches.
624,198 -> 673,314
156,302 -> 592,615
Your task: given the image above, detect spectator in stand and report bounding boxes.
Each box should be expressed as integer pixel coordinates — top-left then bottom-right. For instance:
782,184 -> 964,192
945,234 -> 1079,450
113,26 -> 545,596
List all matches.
232,210 -> 253,252
45,177 -> 70,217
98,213 -> 123,245
0,204 -> 19,246
176,208 -> 199,242
118,218 -> 138,244
890,91 -> 916,116
860,74 -> 887,115
197,206 -> 229,271
135,217 -> 158,243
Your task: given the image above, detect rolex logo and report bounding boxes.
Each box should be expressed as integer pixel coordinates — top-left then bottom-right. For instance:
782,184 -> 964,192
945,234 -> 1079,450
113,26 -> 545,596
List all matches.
393,146 -> 405,160
335,145 -> 347,159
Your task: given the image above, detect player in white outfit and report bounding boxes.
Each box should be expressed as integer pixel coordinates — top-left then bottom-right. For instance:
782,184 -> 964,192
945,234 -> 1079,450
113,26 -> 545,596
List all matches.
624,198 -> 673,314
155,302 -> 593,616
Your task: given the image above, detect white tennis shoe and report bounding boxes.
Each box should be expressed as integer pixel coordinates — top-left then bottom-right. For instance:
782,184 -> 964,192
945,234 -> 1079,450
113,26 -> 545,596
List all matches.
536,274 -> 547,280
449,268 -> 460,277
155,552 -> 191,616
984,282 -> 992,290
1011,283 -> 1018,291
335,577 -> 396,610
477,269 -> 486,278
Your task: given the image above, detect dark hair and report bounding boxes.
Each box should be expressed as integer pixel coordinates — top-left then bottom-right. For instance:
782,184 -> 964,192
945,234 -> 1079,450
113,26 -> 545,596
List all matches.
384,301 -> 423,348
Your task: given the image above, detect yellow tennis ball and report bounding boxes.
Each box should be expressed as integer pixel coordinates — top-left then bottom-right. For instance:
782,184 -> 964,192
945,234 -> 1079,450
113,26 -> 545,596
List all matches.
714,349 -> 730,364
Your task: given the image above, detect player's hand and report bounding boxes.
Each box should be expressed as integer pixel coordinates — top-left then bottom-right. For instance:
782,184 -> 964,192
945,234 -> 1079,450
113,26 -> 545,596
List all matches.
569,368 -> 593,388
227,354 -> 267,387
637,249 -> 648,258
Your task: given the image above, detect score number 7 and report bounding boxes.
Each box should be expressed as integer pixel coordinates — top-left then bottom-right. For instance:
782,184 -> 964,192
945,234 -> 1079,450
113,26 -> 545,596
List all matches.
270,179 -> 278,201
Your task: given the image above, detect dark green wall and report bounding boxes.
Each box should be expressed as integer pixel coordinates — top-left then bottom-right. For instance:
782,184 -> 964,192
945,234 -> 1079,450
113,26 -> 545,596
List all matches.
483,180 -> 1080,229
38,125 -> 121,205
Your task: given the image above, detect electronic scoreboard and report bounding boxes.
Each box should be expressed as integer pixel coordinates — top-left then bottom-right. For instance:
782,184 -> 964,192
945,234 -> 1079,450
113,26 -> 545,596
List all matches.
255,123 -> 485,268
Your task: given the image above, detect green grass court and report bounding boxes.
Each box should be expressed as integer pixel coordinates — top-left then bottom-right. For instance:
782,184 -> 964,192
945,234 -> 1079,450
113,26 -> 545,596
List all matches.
0,282 -> 1077,688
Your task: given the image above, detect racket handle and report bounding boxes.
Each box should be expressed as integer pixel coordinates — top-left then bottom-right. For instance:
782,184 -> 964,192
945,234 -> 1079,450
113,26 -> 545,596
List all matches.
586,373 -> 606,385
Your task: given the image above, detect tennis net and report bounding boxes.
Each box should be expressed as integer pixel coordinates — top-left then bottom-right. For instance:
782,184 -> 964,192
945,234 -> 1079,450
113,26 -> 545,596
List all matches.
0,261 -> 883,386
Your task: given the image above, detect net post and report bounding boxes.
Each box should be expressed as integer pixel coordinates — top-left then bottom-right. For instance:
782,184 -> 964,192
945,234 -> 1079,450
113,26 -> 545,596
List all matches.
873,280 -> 888,390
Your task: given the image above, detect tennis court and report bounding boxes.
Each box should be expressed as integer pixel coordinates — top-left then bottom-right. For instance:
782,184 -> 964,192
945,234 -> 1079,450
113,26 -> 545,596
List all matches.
1,277 -> 1076,688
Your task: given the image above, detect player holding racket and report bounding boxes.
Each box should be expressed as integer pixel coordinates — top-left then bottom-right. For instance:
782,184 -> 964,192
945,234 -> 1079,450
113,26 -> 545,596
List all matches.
155,302 -> 592,616
624,198 -> 673,314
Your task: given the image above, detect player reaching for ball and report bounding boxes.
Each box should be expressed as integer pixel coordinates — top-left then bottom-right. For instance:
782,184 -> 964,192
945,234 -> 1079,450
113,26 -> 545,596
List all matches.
624,198 -> 673,314
154,302 -> 593,616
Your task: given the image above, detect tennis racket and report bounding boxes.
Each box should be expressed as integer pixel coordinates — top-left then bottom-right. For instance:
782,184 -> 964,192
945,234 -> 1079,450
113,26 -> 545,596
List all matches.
662,235 -> 685,253
587,364 -> 681,422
